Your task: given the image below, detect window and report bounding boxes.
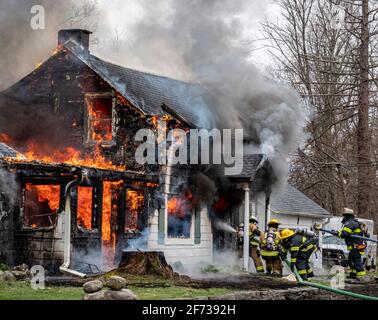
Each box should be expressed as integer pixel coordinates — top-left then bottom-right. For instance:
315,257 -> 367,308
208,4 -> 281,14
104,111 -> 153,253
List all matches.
85,94 -> 114,144
24,184 -> 61,229
167,191 -> 193,239
77,186 -> 94,230
125,190 -> 144,233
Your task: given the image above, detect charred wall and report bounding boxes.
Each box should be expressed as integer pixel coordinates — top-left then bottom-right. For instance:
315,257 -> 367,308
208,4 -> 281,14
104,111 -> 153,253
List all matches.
1,49 -> 151,171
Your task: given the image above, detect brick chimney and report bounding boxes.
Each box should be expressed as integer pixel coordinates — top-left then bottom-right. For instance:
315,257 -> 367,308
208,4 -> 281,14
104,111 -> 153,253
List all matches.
58,29 -> 92,54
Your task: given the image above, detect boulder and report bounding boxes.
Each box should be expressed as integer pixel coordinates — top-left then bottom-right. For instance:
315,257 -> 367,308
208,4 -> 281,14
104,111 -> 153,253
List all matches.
12,264 -> 29,273
83,289 -> 138,300
11,270 -> 29,280
105,276 -> 127,291
83,290 -> 106,301
83,280 -> 104,294
104,289 -> 138,300
3,271 -> 16,282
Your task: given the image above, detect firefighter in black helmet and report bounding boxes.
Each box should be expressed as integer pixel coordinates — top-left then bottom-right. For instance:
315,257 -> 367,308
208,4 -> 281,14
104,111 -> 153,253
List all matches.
249,216 -> 264,273
337,208 -> 369,280
236,216 -> 264,273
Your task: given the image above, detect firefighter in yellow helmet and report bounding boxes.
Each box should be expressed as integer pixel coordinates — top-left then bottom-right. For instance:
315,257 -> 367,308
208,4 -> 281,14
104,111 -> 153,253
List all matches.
260,219 -> 282,276
280,228 -> 319,280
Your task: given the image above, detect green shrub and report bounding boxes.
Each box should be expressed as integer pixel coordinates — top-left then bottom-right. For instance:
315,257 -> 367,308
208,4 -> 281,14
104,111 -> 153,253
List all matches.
0,263 -> 8,271
201,264 -> 220,274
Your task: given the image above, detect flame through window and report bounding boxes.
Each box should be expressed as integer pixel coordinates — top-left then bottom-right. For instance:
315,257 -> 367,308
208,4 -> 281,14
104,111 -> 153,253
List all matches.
24,184 -> 61,229
125,190 -> 144,233
167,191 -> 193,238
86,95 -> 113,143
77,186 -> 94,230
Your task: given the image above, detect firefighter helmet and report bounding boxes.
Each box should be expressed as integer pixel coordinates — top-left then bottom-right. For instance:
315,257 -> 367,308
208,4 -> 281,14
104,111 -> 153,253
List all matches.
342,208 -> 355,217
249,216 -> 258,224
267,218 -> 281,227
280,228 -> 295,239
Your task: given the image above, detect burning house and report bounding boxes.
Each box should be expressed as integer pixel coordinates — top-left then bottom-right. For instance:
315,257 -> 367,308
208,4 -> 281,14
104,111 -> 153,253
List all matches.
0,29 -> 274,275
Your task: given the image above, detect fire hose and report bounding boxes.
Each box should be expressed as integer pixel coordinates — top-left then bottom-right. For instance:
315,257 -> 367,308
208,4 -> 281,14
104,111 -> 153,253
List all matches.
284,260 -> 378,300
317,227 -> 378,244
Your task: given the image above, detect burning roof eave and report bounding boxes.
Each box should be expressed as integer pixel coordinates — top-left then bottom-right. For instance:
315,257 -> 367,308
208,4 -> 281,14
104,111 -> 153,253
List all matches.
1,159 -> 158,183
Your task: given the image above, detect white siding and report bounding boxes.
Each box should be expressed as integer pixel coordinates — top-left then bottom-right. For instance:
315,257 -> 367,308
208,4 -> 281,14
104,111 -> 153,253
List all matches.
147,205 -> 213,267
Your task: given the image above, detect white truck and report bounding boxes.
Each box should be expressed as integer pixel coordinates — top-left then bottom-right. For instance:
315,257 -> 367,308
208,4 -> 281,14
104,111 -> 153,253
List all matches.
321,217 -> 377,271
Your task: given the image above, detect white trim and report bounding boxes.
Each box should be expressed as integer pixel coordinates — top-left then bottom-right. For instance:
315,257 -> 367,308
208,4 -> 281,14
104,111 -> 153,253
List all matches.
164,194 -> 195,245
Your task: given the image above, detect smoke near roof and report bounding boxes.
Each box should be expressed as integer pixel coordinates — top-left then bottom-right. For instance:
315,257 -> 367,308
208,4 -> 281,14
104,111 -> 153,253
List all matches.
0,0 -> 305,185
109,0 -> 305,184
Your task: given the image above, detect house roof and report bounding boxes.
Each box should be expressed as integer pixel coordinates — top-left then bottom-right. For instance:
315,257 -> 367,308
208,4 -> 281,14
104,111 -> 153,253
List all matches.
271,183 -> 331,217
61,41 -> 217,128
228,154 -> 268,180
0,143 -> 19,158
89,55 -> 217,128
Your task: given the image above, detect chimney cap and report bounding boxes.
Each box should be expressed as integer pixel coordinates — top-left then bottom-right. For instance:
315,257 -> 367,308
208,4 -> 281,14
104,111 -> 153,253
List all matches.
58,29 -> 92,53
58,29 -> 93,34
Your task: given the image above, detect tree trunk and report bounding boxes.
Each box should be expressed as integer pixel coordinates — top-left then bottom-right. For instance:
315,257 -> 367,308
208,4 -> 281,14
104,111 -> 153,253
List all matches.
356,0 -> 372,220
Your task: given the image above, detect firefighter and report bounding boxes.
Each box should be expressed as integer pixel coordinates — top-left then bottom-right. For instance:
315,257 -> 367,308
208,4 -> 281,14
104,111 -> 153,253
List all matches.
337,208 -> 369,280
280,228 -> 319,280
260,218 -> 282,276
236,217 -> 264,273
249,216 -> 264,273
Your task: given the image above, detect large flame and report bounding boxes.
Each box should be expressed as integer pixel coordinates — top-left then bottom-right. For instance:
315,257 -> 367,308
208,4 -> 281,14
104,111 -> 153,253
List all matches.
25,184 -> 61,212
24,184 -> 61,228
0,133 -> 125,171
167,190 -> 193,219
102,181 -> 122,267
87,97 -> 113,142
102,181 -> 122,242
77,186 -> 93,230
125,190 -> 144,232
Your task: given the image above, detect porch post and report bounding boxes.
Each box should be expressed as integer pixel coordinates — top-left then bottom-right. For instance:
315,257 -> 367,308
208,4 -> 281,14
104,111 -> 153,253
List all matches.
243,186 -> 250,271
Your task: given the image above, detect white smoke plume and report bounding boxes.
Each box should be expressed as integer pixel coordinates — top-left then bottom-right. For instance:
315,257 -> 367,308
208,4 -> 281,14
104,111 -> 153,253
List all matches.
94,0 -> 305,184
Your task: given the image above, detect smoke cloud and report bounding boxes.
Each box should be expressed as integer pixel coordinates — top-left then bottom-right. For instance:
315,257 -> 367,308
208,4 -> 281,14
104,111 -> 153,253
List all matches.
94,0 -> 305,184
0,0 -> 305,185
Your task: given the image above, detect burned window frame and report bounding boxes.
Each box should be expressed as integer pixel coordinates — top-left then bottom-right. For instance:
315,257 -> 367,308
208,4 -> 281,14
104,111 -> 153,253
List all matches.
21,179 -> 63,232
124,187 -> 145,234
84,92 -> 116,146
71,184 -> 102,234
73,182 -> 100,234
165,193 -> 195,244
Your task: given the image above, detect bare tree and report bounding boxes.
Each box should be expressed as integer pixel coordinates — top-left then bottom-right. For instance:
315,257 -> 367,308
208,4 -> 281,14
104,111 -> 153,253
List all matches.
262,0 -> 378,229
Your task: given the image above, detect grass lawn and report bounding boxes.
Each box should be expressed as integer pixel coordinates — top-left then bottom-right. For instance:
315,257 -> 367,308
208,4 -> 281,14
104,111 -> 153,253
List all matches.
0,281 -> 236,300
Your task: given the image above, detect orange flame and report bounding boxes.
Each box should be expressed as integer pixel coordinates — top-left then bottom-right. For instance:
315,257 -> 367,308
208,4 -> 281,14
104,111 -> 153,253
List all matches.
125,190 -> 144,232
77,187 -> 93,230
1,133 -> 125,171
25,184 -> 61,212
87,97 -> 113,142
167,191 -> 193,219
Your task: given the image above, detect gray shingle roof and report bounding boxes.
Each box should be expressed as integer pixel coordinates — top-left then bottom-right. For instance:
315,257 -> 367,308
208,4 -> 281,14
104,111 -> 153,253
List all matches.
87,53 -> 217,128
0,143 -> 19,158
228,154 -> 266,179
271,183 -> 331,217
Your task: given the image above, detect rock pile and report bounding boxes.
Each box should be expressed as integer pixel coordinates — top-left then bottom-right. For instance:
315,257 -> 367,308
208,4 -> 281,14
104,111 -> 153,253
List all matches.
83,276 -> 138,300
0,264 -> 30,282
